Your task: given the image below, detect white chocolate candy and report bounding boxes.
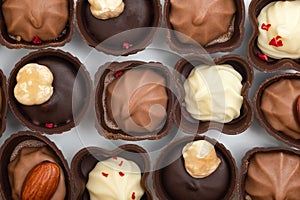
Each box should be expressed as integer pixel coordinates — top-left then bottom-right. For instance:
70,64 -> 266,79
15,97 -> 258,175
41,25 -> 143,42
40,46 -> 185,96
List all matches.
184,64 -> 243,123
86,157 -> 144,200
14,63 -> 54,106
257,1 -> 300,59
88,0 -> 124,20
182,140 -> 221,178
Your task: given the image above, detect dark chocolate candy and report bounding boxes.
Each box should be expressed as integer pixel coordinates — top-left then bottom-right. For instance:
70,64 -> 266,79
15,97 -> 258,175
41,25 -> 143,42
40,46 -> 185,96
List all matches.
8,49 -> 91,134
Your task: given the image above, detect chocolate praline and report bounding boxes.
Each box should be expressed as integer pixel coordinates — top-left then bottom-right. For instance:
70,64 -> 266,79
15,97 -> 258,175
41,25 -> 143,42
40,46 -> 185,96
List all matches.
0,0 -> 74,49
153,136 -> 237,200
173,55 -> 253,135
71,145 -> 152,200
95,61 -> 173,140
0,69 -> 8,137
76,0 -> 161,55
0,131 -> 73,200
164,0 -> 245,54
8,49 -> 92,134
240,147 -> 300,200
248,0 -> 300,72
254,73 -> 300,149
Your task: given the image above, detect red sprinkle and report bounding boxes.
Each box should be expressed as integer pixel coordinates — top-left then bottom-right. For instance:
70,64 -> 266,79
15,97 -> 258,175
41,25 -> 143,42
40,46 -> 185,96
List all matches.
269,35 -> 283,47
131,192 -> 136,200
114,71 -> 123,78
32,36 -> 42,44
261,23 -> 271,31
102,172 -> 109,177
118,161 -> 123,167
45,123 -> 54,128
113,156 -> 118,160
119,171 -> 125,177
257,52 -> 268,61
123,42 -> 132,49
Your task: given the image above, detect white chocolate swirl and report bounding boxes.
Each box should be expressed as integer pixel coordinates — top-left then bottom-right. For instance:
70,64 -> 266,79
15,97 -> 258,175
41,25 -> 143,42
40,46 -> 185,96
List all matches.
257,1 -> 300,59
184,64 -> 243,123
86,157 -> 144,200
88,0 -> 124,20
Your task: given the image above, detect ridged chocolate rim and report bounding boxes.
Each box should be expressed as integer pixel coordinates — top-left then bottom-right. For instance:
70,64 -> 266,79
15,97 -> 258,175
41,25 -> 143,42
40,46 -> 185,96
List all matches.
94,60 -> 174,141
7,49 -> 92,134
173,55 -> 253,135
0,69 -> 8,137
75,0 -> 162,56
0,131 -> 73,200
164,0 -> 245,54
153,135 -> 238,200
71,144 -> 152,200
248,0 -> 300,72
0,0 -> 74,49
254,73 -> 300,148
239,147 -> 300,200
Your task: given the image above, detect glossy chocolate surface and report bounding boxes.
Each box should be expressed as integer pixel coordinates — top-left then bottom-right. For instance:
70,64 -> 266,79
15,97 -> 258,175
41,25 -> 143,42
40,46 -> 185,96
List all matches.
0,131 -> 72,200
153,136 -> 237,200
254,73 -> 300,148
0,69 -> 8,137
71,145 -> 152,200
8,49 -> 91,134
76,0 -> 161,55
173,55 -> 253,135
240,148 -> 300,200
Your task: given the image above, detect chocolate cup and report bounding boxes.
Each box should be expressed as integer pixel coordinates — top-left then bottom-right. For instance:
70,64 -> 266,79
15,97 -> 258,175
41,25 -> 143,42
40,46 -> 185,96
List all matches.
254,73 -> 300,149
0,69 -> 8,137
0,0 -> 74,49
173,55 -> 253,135
76,0 -> 161,56
248,0 -> 300,72
164,0 -> 245,54
71,145 -> 152,200
0,131 -> 73,200
153,135 -> 237,200
8,49 -> 92,134
239,147 -> 300,200
95,61 -> 174,141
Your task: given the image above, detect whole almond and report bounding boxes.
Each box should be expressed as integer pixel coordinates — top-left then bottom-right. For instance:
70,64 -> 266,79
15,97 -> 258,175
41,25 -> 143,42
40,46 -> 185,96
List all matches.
21,161 -> 60,200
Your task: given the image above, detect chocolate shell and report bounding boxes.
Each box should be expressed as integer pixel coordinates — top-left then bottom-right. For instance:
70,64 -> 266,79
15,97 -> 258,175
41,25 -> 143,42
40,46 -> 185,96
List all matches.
71,144 -> 152,200
164,0 -> 245,54
254,73 -> 300,149
248,0 -> 300,72
0,69 -> 8,137
173,55 -> 253,135
0,131 -> 73,199
0,0 -> 74,49
95,61 -> 173,140
153,135 -> 237,200
76,0 -> 161,55
240,147 -> 300,200
8,49 -> 92,134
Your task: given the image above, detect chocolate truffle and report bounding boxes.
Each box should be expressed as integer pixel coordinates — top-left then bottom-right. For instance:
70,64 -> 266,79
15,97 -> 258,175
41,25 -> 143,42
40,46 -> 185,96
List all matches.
153,136 -> 237,200
8,49 -> 91,134
0,131 -> 73,200
164,0 -> 245,53
169,0 -> 236,46
173,55 -> 253,135
241,148 -> 300,200
70,145 -> 152,200
76,0 -> 161,55
0,0 -> 73,48
95,61 -> 173,140
248,0 -> 300,72
261,78 -> 300,139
